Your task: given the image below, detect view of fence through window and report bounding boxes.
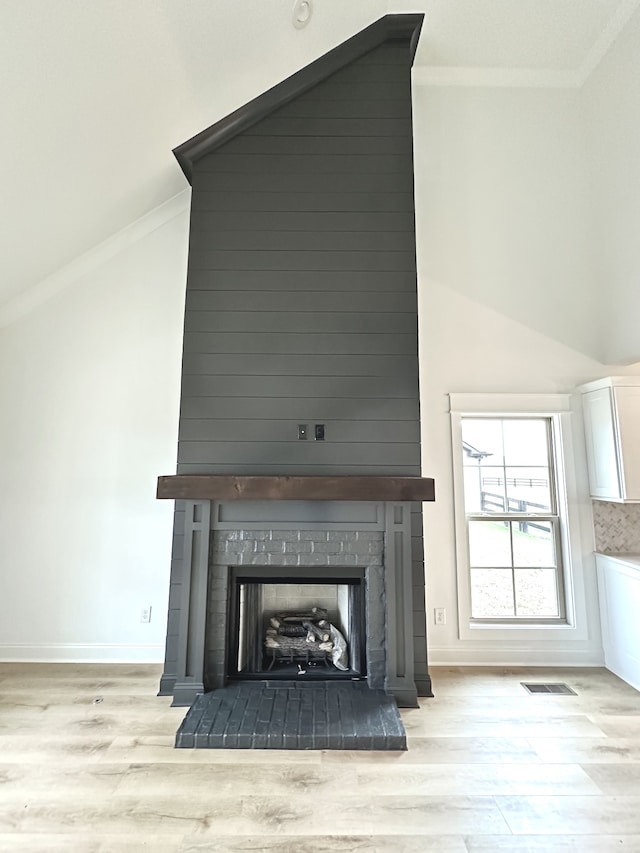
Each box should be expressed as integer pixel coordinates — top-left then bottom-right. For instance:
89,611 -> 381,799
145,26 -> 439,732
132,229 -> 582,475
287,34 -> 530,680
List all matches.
461,417 -> 563,620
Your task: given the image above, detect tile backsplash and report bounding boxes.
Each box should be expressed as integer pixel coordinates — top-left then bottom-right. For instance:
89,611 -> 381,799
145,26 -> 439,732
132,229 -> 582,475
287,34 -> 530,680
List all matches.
593,500 -> 640,553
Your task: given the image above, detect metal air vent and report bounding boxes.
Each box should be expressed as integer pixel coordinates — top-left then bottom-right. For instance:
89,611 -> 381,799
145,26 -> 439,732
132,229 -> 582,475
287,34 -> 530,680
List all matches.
522,682 -> 576,695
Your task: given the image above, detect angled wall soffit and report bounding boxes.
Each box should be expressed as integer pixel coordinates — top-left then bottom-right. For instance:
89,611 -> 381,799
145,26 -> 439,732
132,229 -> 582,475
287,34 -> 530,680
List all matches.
173,14 -> 424,183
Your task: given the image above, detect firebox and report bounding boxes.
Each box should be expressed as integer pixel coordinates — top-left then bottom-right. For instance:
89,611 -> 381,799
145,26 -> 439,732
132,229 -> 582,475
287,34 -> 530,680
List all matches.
226,567 -> 366,682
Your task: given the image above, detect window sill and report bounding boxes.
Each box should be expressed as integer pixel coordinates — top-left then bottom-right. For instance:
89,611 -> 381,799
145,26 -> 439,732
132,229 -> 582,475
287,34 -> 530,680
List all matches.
468,620 -> 571,630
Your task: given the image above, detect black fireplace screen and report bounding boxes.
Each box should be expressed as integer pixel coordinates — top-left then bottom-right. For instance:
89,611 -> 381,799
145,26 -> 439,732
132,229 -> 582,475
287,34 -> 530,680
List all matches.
227,569 -> 366,680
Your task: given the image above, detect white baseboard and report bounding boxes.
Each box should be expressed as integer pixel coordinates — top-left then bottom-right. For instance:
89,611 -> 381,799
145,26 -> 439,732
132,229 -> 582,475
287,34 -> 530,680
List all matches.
428,646 -> 605,667
0,644 -> 165,663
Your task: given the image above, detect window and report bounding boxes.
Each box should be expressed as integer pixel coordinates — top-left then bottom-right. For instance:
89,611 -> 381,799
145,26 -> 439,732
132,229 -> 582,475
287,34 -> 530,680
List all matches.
460,417 -> 565,622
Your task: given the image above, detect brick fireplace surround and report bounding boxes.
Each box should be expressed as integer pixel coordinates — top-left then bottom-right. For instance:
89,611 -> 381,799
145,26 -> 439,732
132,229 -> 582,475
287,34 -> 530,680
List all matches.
157,476 -> 435,722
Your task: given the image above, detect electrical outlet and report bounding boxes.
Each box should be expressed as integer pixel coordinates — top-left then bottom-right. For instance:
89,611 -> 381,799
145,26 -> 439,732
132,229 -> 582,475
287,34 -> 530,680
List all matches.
140,606 -> 152,624
434,607 -> 446,625
314,423 -> 325,441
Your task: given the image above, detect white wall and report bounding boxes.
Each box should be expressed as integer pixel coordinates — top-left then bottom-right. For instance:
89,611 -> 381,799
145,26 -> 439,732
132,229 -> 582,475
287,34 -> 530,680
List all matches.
582,6 -> 640,365
0,208 -> 188,661
412,84 -> 601,360
0,0 -> 387,306
417,278 -> 612,665
412,80 -> 640,665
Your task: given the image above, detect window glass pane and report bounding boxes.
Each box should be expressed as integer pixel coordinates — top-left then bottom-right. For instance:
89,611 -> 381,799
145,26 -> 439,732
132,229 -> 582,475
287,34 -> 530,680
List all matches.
505,467 -> 552,512
514,569 -> 559,617
512,521 -> 555,567
460,414 -> 564,623
469,521 -> 512,567
477,466 -> 506,513
470,569 -> 515,617
503,419 -> 549,466
461,419 -> 504,466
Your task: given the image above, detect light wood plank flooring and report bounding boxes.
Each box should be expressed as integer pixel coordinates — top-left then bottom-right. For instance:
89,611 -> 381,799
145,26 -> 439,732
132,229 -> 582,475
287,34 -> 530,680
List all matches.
1,664 -> 640,851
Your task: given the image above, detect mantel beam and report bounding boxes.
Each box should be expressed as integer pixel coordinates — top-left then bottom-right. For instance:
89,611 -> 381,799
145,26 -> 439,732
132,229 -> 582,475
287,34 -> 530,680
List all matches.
156,475 -> 435,503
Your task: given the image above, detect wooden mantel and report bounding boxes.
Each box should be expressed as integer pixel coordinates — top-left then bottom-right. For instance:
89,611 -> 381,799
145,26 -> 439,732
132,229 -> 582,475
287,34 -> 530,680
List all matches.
156,475 -> 435,503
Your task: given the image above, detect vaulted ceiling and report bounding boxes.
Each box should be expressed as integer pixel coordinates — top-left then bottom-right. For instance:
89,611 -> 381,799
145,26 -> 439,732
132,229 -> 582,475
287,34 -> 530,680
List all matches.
0,0 -> 635,316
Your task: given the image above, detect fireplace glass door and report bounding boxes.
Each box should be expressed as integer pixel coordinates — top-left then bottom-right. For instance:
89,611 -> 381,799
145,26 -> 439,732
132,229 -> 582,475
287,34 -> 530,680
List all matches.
227,568 -> 366,680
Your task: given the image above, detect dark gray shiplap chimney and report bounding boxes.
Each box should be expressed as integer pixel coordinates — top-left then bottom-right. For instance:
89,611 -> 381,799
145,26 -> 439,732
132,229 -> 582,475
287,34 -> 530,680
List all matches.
159,14 -> 431,702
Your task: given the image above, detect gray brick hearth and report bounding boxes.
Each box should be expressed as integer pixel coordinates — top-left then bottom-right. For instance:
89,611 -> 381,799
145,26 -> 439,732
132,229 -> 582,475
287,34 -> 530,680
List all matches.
175,681 -> 407,751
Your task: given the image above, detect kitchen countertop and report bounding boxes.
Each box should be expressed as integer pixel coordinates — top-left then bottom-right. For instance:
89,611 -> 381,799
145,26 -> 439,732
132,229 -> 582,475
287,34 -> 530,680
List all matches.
595,552 -> 640,570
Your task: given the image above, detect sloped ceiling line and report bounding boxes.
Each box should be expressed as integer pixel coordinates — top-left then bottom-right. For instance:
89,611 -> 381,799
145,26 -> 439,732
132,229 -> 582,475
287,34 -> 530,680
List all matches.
0,190 -> 191,329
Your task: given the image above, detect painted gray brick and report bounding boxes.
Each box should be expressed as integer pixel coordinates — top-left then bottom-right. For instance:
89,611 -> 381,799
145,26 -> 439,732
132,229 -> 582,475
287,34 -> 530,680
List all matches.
341,540 -> 383,557
299,530 -> 330,542
208,598 -> 227,616
296,553 -> 332,567
277,554 -> 301,567
311,541 -> 343,555
284,540 -> 313,554
353,532 -> 382,544
327,554 -> 358,566
241,540 -> 285,555
326,531 -> 348,543
269,530 -> 297,541
208,578 -> 227,595
224,530 -> 242,541
225,540 -> 255,555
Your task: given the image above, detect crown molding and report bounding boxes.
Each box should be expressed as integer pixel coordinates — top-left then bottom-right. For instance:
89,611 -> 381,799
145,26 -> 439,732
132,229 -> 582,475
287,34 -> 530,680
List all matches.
448,392 -> 572,414
412,65 -> 581,89
173,14 -> 424,183
0,190 -> 191,329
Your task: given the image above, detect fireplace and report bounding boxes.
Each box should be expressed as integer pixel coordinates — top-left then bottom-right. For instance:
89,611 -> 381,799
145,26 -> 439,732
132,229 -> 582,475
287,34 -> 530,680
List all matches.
157,476 -> 435,712
157,14 -> 430,747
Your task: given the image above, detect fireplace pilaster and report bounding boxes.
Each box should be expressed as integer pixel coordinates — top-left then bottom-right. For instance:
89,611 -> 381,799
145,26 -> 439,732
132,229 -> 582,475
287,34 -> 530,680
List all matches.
171,499 -> 210,706
383,502 -> 418,707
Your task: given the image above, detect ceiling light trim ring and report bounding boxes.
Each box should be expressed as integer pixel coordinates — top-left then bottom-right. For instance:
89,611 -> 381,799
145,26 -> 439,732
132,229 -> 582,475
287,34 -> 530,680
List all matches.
293,0 -> 313,30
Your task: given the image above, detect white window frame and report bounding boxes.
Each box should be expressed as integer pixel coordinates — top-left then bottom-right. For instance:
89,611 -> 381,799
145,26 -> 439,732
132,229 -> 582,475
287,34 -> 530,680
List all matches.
450,393 -> 588,642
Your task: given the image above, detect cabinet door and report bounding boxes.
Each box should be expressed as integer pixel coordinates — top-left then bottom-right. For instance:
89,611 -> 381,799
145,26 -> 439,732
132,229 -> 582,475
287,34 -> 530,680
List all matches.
595,555 -> 640,691
582,388 -> 622,500
614,386 -> 640,500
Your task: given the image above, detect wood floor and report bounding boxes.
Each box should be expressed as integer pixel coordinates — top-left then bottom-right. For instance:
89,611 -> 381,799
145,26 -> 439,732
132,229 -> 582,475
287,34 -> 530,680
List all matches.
1,664 -> 640,851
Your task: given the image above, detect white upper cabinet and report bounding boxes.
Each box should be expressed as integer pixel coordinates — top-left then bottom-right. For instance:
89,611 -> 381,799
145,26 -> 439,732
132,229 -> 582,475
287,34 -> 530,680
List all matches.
580,377 -> 640,502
